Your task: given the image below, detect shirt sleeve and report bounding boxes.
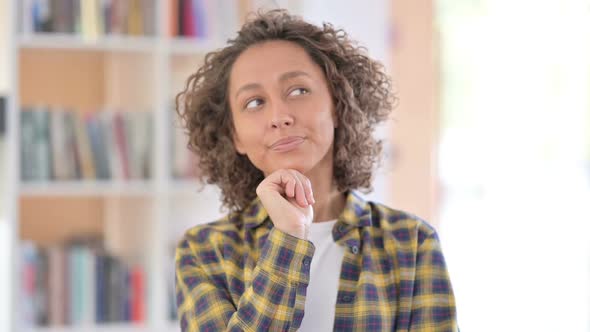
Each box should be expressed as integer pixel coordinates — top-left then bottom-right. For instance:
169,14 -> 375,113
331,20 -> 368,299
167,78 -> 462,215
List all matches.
409,230 -> 459,332
175,227 -> 315,332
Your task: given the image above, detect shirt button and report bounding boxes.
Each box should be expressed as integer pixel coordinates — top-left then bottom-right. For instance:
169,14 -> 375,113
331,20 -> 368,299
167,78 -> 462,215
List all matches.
351,246 -> 359,254
342,295 -> 353,303
302,258 -> 310,267
337,224 -> 346,233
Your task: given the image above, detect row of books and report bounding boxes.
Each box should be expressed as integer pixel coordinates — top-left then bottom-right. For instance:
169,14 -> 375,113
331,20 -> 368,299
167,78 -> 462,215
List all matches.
169,0 -> 240,40
20,107 -> 153,182
20,240 -> 146,326
23,0 -> 155,38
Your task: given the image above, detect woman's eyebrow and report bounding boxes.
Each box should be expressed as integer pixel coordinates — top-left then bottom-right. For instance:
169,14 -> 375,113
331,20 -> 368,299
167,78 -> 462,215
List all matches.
279,70 -> 311,82
234,83 -> 262,100
234,71 -> 312,100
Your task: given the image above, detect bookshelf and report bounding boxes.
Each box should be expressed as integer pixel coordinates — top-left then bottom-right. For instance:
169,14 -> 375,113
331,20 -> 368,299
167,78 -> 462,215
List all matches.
3,1 -> 392,332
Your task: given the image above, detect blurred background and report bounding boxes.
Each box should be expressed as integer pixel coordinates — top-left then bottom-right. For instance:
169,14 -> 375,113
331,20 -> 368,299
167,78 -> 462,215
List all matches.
0,0 -> 589,331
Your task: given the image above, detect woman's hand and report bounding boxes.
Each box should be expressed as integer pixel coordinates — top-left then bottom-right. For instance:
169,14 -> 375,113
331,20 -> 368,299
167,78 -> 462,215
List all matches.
256,169 -> 315,239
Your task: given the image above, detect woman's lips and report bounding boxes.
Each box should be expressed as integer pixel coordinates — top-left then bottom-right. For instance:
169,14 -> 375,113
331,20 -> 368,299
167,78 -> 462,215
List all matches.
270,136 -> 305,152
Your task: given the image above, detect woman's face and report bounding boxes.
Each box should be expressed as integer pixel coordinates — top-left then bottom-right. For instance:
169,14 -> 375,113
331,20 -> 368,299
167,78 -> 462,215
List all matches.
228,40 -> 337,176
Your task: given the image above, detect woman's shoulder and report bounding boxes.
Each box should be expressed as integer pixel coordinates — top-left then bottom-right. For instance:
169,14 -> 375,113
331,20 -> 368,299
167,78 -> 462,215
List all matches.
344,191 -> 438,245
179,212 -> 246,250
367,200 -> 439,245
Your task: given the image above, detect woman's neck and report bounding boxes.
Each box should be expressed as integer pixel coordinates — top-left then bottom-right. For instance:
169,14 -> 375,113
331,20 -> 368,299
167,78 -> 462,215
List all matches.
311,188 -> 346,223
305,160 -> 346,223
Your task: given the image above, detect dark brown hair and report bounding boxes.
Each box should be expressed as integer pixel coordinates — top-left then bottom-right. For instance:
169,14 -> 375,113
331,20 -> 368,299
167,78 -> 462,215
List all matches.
176,9 -> 395,212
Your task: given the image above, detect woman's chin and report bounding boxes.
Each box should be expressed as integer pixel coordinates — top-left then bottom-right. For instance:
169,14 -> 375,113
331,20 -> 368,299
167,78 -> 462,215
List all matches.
266,161 -> 311,175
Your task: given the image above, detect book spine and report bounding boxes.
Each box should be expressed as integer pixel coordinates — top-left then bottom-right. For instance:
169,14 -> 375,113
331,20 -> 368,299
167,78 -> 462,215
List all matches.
36,250 -> 49,325
142,0 -> 155,35
20,242 -> 37,326
82,247 -> 97,324
31,108 -> 53,181
81,0 -> 100,40
73,112 -> 96,179
131,265 -> 144,322
127,0 -> 143,35
106,256 -> 117,321
169,0 -> 178,37
50,109 -> 68,180
20,110 -> 34,181
68,247 -> 80,324
86,113 -> 111,180
123,112 -> 138,179
63,111 -> 80,179
178,0 -> 185,36
183,0 -> 194,37
48,246 -> 65,325
95,254 -> 106,323
100,111 -> 122,181
101,0 -> 112,35
113,112 -> 130,180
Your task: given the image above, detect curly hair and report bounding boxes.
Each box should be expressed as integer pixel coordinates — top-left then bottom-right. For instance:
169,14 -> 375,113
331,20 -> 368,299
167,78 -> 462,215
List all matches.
176,9 -> 395,212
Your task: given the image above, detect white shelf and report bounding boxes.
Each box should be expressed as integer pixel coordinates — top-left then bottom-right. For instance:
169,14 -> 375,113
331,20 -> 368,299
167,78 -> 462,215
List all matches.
25,322 -> 179,332
17,33 -> 226,55
168,37 -> 225,55
19,180 -> 155,197
18,33 -> 157,53
18,179 -> 226,197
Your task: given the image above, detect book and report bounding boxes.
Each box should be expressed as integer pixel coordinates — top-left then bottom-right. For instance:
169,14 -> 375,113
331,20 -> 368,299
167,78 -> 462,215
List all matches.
47,245 -> 66,325
127,0 -> 143,36
20,106 -> 153,182
112,112 -> 130,179
73,111 -> 96,179
130,265 -> 145,322
63,111 -> 79,179
169,0 -> 179,37
27,0 -> 155,37
20,242 -> 38,326
21,240 -> 147,326
50,109 -> 68,180
20,109 -> 35,181
86,112 -> 111,180
31,107 -> 53,181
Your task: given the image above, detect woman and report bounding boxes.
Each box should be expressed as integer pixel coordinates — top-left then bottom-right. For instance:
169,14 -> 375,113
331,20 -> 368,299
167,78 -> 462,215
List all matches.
175,10 -> 458,332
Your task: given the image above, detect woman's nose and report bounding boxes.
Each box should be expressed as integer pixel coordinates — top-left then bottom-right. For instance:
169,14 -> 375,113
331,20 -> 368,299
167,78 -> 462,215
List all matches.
271,116 -> 293,128
269,102 -> 294,129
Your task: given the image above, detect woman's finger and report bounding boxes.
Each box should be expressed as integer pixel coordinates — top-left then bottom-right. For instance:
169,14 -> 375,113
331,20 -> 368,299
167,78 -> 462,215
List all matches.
293,171 -> 313,206
289,170 -> 309,207
304,176 -> 315,204
281,171 -> 295,198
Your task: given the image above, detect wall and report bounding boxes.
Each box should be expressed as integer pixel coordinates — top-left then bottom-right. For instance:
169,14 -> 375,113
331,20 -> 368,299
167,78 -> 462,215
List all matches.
389,0 -> 440,225
0,0 -> 8,93
0,0 -> 12,331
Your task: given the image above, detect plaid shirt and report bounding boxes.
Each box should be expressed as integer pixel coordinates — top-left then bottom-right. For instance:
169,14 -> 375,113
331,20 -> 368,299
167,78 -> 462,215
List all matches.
175,191 -> 458,331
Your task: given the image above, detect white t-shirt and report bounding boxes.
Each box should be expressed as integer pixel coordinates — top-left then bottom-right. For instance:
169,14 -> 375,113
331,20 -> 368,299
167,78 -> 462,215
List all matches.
298,220 -> 345,331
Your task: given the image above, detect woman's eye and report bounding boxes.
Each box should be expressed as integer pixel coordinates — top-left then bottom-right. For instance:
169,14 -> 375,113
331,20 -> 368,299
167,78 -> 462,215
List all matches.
288,87 -> 309,97
245,98 -> 264,109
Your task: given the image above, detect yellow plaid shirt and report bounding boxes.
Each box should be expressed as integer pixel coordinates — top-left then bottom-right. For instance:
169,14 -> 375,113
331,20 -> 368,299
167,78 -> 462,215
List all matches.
175,191 -> 458,331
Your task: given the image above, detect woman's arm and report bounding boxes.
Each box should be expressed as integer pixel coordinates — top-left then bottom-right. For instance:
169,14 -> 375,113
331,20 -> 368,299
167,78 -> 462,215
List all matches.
409,230 -> 458,332
175,226 -> 315,332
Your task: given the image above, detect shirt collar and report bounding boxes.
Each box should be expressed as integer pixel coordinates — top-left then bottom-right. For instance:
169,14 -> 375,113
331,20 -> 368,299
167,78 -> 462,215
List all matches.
242,190 -> 373,230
